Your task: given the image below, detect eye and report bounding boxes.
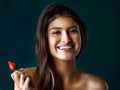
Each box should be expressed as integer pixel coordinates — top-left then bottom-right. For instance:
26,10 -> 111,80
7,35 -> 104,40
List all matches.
69,29 -> 78,33
52,31 -> 61,35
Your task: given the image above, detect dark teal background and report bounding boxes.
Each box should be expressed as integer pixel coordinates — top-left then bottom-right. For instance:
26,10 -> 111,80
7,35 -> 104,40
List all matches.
0,0 -> 119,90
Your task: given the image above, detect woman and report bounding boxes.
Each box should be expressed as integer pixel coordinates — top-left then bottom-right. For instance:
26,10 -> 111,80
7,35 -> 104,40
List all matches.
11,3 -> 108,90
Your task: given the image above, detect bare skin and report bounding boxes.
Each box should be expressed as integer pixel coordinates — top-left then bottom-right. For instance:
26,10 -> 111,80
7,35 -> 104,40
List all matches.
11,66 -> 108,90
11,17 -> 108,90
11,67 -> 38,90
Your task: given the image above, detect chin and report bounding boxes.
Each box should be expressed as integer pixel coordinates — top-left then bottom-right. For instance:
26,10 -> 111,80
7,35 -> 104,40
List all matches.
59,56 -> 75,61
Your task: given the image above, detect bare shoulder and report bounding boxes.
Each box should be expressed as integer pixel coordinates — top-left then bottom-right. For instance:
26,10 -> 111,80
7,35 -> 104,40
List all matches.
80,72 -> 108,90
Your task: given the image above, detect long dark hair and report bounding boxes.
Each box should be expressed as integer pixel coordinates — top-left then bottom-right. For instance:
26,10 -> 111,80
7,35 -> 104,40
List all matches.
34,3 -> 87,90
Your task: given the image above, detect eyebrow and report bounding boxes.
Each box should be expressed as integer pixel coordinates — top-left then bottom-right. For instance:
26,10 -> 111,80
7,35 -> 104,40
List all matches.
49,25 -> 78,31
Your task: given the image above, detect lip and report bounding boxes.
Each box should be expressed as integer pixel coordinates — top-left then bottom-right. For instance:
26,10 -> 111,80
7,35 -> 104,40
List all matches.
57,43 -> 74,47
57,43 -> 74,51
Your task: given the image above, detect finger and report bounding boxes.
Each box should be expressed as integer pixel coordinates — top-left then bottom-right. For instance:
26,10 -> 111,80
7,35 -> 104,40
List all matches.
23,77 -> 30,89
11,73 -> 14,80
11,69 -> 26,80
19,74 -> 25,88
13,72 -> 20,83
11,71 -> 19,80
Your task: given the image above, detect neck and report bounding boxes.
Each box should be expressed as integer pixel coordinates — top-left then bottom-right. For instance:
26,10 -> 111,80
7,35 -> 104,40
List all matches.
53,59 -> 78,84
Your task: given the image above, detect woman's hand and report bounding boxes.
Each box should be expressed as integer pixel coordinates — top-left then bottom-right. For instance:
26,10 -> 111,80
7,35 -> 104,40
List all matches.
11,70 -> 31,90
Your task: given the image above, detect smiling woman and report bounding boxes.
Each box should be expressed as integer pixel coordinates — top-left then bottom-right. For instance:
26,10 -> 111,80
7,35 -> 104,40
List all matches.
48,17 -> 81,61
10,3 -> 108,90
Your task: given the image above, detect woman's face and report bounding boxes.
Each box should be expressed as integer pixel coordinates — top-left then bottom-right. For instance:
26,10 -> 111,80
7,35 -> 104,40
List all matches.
47,16 -> 82,61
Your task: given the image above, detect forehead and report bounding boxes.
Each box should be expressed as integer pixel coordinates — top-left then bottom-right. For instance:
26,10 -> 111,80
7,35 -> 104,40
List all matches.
48,17 -> 78,29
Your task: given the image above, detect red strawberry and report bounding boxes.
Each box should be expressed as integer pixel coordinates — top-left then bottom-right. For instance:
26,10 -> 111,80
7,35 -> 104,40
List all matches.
8,61 -> 18,71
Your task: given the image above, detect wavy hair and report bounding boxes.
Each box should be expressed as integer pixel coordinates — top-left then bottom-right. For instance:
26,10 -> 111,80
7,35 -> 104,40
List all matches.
34,3 -> 87,90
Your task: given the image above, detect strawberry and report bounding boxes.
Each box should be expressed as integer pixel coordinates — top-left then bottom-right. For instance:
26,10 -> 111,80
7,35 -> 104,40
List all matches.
8,61 -> 18,71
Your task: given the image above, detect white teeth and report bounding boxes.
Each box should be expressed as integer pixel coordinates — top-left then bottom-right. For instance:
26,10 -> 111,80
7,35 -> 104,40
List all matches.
59,46 -> 72,50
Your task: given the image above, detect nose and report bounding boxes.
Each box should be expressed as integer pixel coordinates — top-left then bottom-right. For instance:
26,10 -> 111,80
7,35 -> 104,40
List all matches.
61,32 -> 71,43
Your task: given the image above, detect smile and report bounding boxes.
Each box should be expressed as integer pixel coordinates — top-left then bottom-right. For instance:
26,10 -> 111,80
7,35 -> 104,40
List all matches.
57,45 -> 74,52
58,46 -> 73,50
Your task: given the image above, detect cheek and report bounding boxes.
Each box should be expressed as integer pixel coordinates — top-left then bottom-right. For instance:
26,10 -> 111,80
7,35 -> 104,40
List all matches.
48,37 -> 58,56
73,34 -> 81,43
48,37 -> 57,49
73,34 -> 82,49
